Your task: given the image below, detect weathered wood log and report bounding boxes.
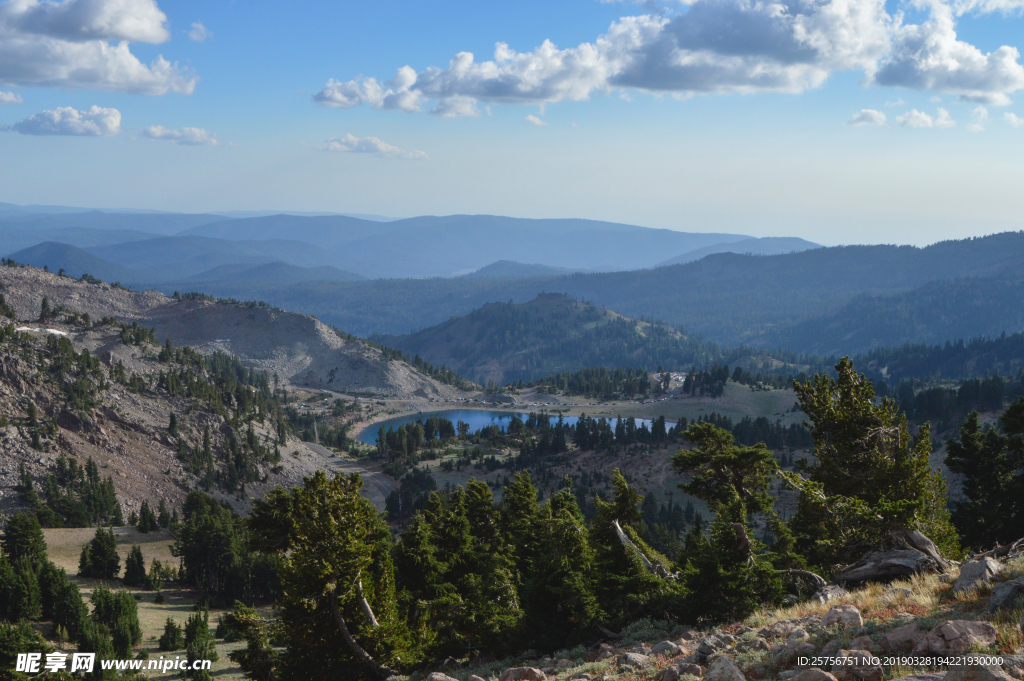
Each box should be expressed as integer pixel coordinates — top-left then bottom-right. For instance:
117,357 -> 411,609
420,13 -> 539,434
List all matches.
834,548 -> 946,586
888,529 -> 952,570
975,537 -> 1024,561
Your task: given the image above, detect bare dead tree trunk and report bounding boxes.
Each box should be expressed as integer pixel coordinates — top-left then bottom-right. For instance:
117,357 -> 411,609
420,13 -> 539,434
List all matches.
329,594 -> 397,679
357,581 -> 380,628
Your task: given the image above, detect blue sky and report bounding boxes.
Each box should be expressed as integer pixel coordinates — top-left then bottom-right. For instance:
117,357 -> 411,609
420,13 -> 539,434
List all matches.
1,0 -> 1023,245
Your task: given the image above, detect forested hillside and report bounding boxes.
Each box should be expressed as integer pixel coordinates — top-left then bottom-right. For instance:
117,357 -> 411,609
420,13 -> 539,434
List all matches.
377,293 -> 727,384
179,232 -> 1024,346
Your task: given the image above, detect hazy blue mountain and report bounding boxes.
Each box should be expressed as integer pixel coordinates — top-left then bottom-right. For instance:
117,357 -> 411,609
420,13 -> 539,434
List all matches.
210,210 -> 396,221
183,213 -> 751,277
0,211 -> 225,234
0,225 -> 158,256
164,232 -> 1024,349
182,261 -> 366,284
656,236 -> 822,266
465,261 -> 582,278
9,242 -> 144,283
85,235 -> 341,281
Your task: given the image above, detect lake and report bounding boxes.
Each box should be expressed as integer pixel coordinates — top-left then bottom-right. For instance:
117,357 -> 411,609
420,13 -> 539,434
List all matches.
355,409 -> 654,444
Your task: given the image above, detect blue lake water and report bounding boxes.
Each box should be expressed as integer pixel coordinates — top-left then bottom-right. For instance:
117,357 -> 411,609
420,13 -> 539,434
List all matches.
356,409 -> 654,444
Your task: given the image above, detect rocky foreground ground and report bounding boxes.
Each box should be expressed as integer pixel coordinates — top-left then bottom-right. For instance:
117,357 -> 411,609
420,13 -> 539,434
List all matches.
413,553 -> 1024,681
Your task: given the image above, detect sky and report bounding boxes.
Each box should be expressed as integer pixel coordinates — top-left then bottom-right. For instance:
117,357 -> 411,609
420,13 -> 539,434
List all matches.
1,0 -> 1024,246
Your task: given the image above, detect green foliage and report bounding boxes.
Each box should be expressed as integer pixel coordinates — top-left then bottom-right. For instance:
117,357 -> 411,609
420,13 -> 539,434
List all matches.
0,554 -> 42,621
78,527 -> 120,579
137,501 -> 158,533
225,602 -> 279,681
32,455 -> 122,528
90,587 -> 142,657
945,398 -> 1024,550
789,357 -> 961,571
0,621 -> 47,672
532,366 -> 651,398
2,513 -> 47,566
184,610 -> 218,680
123,546 -> 147,587
158,618 -> 184,651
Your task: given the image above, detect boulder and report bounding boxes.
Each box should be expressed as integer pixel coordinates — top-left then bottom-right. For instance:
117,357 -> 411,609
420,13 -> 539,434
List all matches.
737,637 -> 770,653
835,549 -> 946,586
1003,657 -> 1024,680
913,621 -> 998,654
831,650 -> 883,681
822,605 -> 864,629
596,643 -> 615,661
788,629 -> 811,645
552,659 -> 573,669
698,635 -> 725,661
704,656 -> 746,681
794,642 -> 818,657
946,656 -> 1016,681
652,641 -> 683,656
813,585 -> 850,604
989,578 -> 1024,612
940,574 -> 956,584
662,663 -> 705,681
499,668 -> 547,681
822,640 -> 841,656
793,669 -> 840,681
427,674 -> 459,681
631,645 -> 653,655
881,621 -> 928,652
952,558 -> 1002,595
849,636 -> 873,651
617,653 -> 651,669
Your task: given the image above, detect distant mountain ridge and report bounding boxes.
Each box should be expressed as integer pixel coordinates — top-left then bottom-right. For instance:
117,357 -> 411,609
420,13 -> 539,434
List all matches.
656,236 -> 821,266
465,261 -> 583,278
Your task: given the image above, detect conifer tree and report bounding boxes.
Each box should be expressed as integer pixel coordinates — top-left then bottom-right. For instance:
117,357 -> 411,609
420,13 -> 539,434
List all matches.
184,610 -> 218,680
123,545 -> 147,587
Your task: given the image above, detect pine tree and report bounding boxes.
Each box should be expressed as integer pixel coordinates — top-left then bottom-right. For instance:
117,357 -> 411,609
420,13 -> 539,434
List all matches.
157,499 -> 171,528
169,412 -> 179,437
2,513 -> 47,566
123,545 -> 147,587
79,527 -> 120,579
159,617 -> 184,651
184,610 -> 218,680
138,501 -> 158,533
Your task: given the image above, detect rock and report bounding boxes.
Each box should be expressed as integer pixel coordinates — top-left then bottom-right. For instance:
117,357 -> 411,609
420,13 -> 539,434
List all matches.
662,664 -> 706,681
703,656 -> 746,681
813,585 -> 850,603
737,637 -> 770,653
680,630 -> 699,641
952,558 -> 1002,595
793,669 -> 840,681
631,645 -> 653,655
617,652 -> 651,669
914,621 -> 998,654
946,656 -> 1016,681
499,668 -> 547,681
1003,657 -> 1024,680
781,672 -> 800,680
788,629 -> 811,644
553,659 -> 573,669
892,612 -> 917,624
596,643 -> 616,661
831,650 -> 883,681
822,605 -> 864,628
652,641 -> 683,656
794,642 -> 818,656
822,640 -> 841,656
835,549 -> 946,586
571,675 -> 593,681
881,621 -> 928,652
990,578 -> 1024,612
427,674 -> 459,681
719,634 -> 737,645
698,635 -> 725,661
849,636 -> 874,650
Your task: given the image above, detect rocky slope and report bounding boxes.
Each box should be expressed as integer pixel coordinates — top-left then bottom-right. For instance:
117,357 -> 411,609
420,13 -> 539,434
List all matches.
0,263 -> 463,397
418,551 -> 1024,681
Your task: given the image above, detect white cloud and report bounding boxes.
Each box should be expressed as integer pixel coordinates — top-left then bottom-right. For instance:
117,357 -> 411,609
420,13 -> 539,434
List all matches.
952,0 -> 1024,15
967,105 -> 988,131
188,21 -> 210,42
1005,111 -> 1024,126
315,0 -> 1024,114
847,109 -> 887,126
525,114 -> 547,126
143,125 -> 219,146
317,133 -> 426,160
11,105 -> 119,135
896,106 -> 955,127
432,95 -> 480,118
0,0 -> 195,95
871,0 -> 1024,105
0,90 -> 22,104
884,98 -> 905,106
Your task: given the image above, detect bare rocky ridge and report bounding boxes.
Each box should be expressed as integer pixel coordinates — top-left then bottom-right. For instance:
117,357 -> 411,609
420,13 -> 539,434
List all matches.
0,264 -> 464,397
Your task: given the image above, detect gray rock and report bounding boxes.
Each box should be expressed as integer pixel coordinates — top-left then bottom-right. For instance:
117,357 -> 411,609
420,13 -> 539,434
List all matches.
831,650 -> 882,681
822,640 -> 841,656
952,558 -> 1002,595
662,663 -> 705,681
570,675 -> 593,681
788,629 -> 810,644
780,672 -> 800,680
848,636 -> 873,651
794,642 -> 818,656
617,652 -> 651,669
552,659 -> 573,669
427,674 -> 459,681
720,634 -> 738,645
703,655 -> 746,681
813,585 -> 850,604
631,645 -> 653,655
652,640 -> 683,656
939,574 -> 956,584
793,670 -> 840,681
737,637 -> 770,653
821,605 -> 864,628
596,643 -> 615,661
881,621 -> 928,652
914,620 -> 998,654
946,656 -> 1016,681
989,578 -> 1024,612
886,587 -> 913,600
499,668 -> 547,681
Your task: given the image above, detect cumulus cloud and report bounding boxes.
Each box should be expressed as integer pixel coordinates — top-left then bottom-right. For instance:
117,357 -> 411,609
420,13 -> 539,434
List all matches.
1005,111 -> 1024,126
0,0 -> 195,94
525,114 -> 547,126
896,107 -> 955,127
885,98 -> 905,106
871,0 -> 1024,105
188,21 -> 210,42
11,105 -> 119,135
847,109 -> 887,126
0,90 -> 22,104
143,125 -> 219,145
314,0 -> 1024,116
317,133 -> 426,160
952,0 -> 1024,14
432,95 -> 479,118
